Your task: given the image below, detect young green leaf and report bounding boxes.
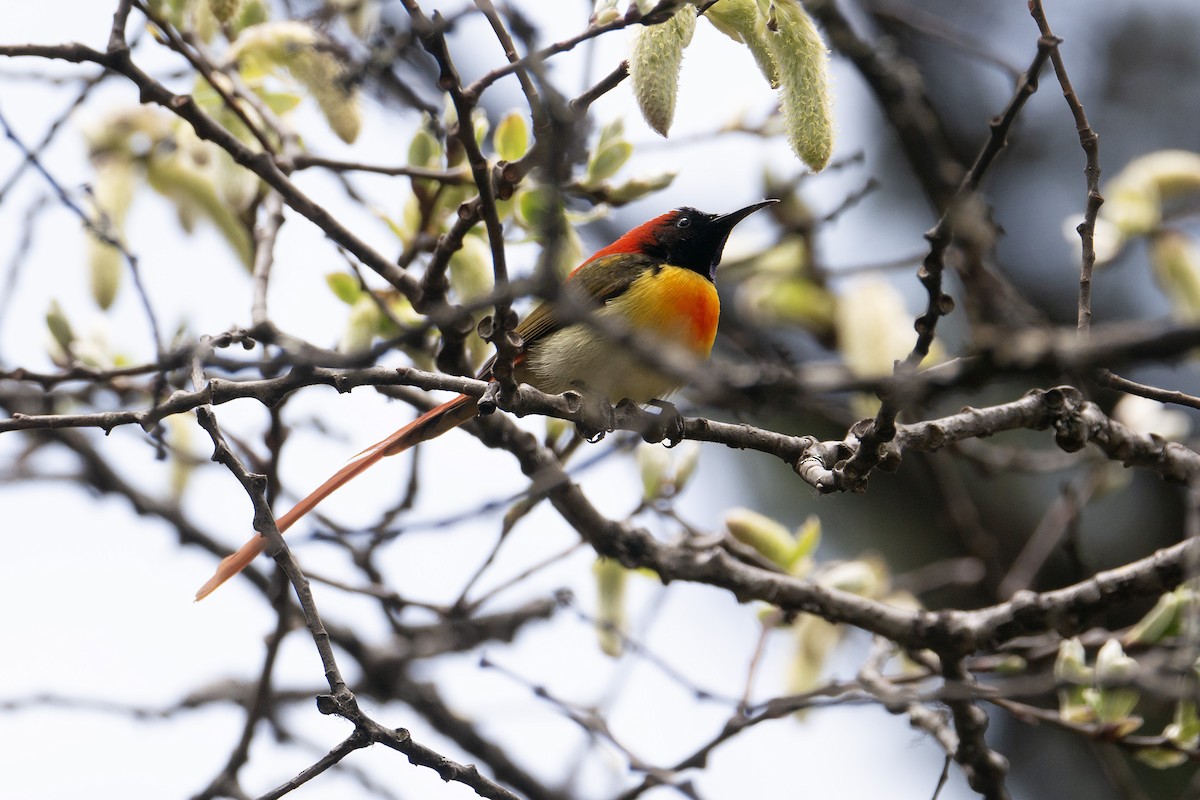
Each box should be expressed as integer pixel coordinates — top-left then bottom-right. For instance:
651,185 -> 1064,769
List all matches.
725,507 -> 795,568
45,301 -> 76,355
586,141 -> 634,185
325,272 -> 362,305
605,171 -> 677,205
594,558 -> 629,657
493,111 -> 529,162
1150,231 -> 1200,321
87,156 -> 135,310
1103,150 -> 1200,237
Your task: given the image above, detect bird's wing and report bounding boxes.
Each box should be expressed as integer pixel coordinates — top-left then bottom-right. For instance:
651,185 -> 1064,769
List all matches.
476,252 -> 662,379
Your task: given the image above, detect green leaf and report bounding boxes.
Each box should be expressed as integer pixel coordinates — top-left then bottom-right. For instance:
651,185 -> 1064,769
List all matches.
1102,150 -> 1200,237
45,301 -> 76,354
325,272 -> 362,305
672,442 -> 701,494
493,111 -> 528,162
86,156 -> 135,309
234,0 -> 268,30
340,296 -> 381,353
605,170 -> 676,205
259,89 -> 302,115
788,613 -> 840,696
449,234 -> 494,297
586,141 -> 633,185
597,118 -> 625,151
791,515 -> 822,565
725,507 -> 795,568
637,443 -> 671,501
88,239 -> 122,310
739,274 -> 835,331
516,186 -> 556,231
1135,748 -> 1188,769
473,109 -> 490,147
1054,638 -> 1092,685
228,21 -> 361,142
1151,232 -> 1200,321
143,146 -> 253,267
408,126 -> 442,199
594,558 -> 629,657
1124,588 -> 1184,645
1166,700 -> 1200,749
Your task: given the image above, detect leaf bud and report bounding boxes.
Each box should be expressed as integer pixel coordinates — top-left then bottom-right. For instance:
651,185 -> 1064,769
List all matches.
605,171 -> 677,205
1094,638 -> 1137,687
593,557 -> 629,657
724,507 -> 795,568
325,272 -> 362,305
493,111 -> 529,162
636,442 -> 672,501
586,141 -> 634,186
1150,231 -> 1200,322
1102,150 -> 1200,237
45,301 -> 76,356
591,0 -> 621,25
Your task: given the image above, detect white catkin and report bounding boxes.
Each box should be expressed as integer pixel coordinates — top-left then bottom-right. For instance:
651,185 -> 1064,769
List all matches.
759,0 -> 834,171
228,22 -> 362,144
629,6 -> 697,137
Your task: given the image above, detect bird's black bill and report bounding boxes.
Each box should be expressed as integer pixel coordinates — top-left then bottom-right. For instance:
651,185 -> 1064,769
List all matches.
712,199 -> 779,231
704,199 -> 778,275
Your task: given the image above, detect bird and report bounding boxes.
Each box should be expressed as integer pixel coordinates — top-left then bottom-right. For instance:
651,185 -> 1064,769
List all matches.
195,200 -> 775,600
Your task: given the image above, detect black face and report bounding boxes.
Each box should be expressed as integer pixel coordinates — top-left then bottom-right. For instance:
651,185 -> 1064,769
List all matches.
653,202 -> 776,280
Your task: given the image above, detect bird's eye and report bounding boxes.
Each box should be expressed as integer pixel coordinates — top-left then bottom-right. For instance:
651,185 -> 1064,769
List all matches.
676,216 -> 691,229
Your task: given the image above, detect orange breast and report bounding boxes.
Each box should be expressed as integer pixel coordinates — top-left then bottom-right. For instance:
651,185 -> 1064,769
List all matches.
612,266 -> 720,356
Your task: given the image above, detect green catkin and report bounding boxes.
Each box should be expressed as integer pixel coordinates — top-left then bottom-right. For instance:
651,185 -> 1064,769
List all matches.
758,0 -> 834,171
629,6 -> 697,137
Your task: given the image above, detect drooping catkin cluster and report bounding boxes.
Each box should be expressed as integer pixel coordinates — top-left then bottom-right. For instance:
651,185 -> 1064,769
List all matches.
81,106 -> 256,309
629,5 -> 697,137
756,0 -> 833,172
228,21 -> 362,144
628,0 -> 834,172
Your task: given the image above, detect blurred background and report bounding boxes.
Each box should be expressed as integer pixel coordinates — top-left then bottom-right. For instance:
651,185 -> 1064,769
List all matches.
2,1 -> 1200,798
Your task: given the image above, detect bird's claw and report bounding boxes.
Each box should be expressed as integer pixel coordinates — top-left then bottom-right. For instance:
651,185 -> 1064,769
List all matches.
568,388 -> 614,443
644,399 -> 685,447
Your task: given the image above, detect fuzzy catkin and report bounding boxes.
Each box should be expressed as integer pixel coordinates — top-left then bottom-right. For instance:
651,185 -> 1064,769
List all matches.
758,0 -> 834,171
629,6 -> 697,137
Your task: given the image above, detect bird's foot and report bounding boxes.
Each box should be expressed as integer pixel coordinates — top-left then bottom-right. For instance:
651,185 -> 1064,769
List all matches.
567,387 -> 614,443
619,398 -> 686,448
649,399 -> 686,446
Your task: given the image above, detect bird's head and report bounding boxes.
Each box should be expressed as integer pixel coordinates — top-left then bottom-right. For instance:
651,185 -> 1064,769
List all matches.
580,200 -> 778,280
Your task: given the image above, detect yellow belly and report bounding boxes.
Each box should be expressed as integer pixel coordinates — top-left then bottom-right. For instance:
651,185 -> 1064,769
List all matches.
521,266 -> 719,402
